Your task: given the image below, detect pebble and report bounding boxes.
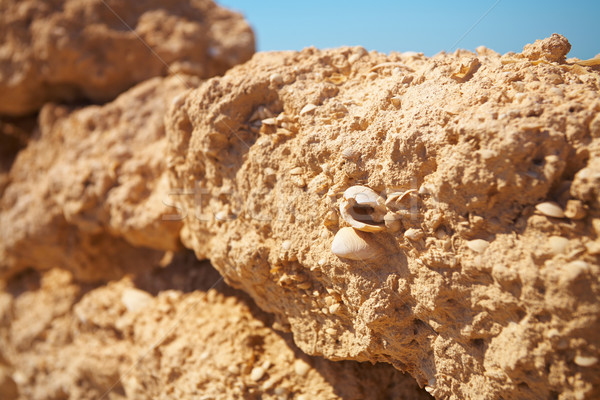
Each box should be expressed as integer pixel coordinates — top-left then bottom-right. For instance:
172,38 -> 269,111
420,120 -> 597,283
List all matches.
121,288 -> 153,313
328,303 -> 341,314
294,360 -> 311,377
250,366 -> 265,381
564,199 -> 586,220
404,228 -> 424,241
281,240 -> 292,251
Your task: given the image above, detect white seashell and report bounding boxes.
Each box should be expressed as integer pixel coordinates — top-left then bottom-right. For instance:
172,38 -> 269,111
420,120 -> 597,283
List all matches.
328,303 -> 341,314
340,186 -> 386,232
331,227 -> 382,260
404,228 -> 424,241
300,103 -> 318,115
535,201 -> 565,218
466,239 -> 489,253
574,355 -> 598,367
385,189 -> 417,209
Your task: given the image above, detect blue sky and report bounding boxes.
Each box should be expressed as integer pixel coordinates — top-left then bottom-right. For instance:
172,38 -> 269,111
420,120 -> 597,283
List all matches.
219,0 -> 598,59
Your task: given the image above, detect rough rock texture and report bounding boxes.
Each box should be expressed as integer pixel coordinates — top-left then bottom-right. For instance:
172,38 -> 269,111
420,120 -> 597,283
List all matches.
0,253 -> 429,400
168,35 -> 600,399
0,0 -> 255,116
0,116 -> 33,197
0,75 -> 199,282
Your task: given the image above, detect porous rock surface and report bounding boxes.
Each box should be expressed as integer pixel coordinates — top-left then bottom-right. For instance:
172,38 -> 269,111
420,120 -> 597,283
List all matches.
0,75 -> 198,282
0,0 -> 255,116
168,35 -> 600,399
0,253 -> 429,400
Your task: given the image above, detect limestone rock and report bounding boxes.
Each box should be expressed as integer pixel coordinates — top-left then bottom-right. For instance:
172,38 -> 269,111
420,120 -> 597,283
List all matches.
0,0 -> 255,116
0,256 -> 430,400
0,75 -> 199,282
168,39 -> 600,399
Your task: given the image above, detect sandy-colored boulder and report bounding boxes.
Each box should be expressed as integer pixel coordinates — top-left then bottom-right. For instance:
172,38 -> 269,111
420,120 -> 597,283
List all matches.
0,255 -> 430,399
168,36 -> 600,399
0,75 -> 199,282
0,0 -> 255,116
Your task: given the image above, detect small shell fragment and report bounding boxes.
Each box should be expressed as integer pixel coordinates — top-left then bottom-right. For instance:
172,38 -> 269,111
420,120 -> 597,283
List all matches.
385,189 -> 417,209
466,239 -> 489,253
300,104 -> 318,115
250,367 -> 265,381
340,186 -> 386,232
535,201 -> 565,218
331,227 -> 382,260
325,328 -> 337,335
390,96 -> 402,107
261,117 -> 277,126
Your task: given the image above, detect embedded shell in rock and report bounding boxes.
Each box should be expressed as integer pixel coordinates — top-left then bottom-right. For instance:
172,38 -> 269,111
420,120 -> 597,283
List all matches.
331,227 -> 382,261
339,186 -> 387,232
